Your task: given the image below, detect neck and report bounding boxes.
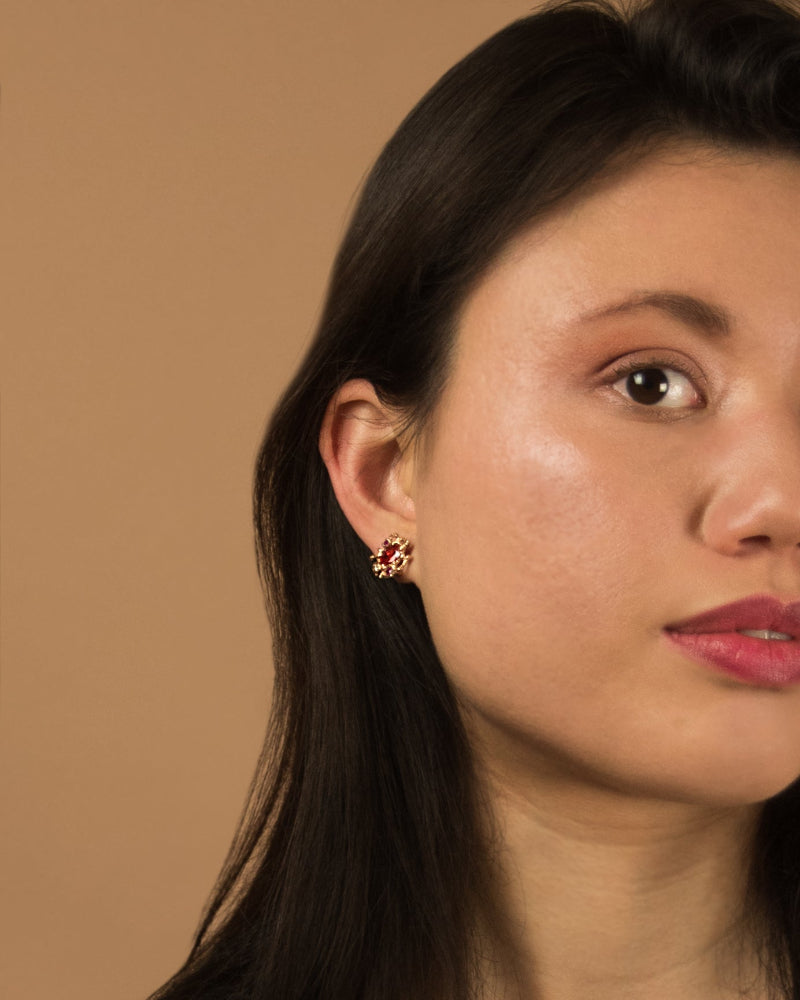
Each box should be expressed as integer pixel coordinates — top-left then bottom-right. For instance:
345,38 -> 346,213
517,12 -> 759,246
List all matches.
472,741 -> 767,1000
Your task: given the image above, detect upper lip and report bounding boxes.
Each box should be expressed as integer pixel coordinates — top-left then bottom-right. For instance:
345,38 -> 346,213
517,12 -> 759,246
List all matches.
665,595 -> 800,640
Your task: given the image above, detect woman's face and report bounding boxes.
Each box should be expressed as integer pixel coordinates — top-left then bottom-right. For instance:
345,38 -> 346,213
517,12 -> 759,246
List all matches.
410,147 -> 800,806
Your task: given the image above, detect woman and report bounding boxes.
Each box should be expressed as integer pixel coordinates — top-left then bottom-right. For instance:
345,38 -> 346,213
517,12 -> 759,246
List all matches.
151,0 -> 800,997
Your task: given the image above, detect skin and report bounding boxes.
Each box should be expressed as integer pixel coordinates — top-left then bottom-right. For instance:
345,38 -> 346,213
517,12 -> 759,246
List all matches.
413,147 -> 800,809
322,146 -> 800,998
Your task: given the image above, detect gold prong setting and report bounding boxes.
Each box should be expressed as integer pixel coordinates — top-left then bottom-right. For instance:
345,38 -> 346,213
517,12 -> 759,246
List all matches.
370,533 -> 412,579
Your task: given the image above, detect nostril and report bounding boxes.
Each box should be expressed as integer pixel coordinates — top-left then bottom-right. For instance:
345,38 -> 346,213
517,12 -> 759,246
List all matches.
740,535 -> 772,547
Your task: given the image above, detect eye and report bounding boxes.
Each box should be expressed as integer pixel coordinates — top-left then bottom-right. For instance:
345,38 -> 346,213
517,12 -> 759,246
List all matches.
611,366 -> 703,409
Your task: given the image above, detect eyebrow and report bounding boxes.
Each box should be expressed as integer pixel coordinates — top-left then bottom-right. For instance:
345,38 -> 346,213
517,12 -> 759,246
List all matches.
577,291 -> 732,337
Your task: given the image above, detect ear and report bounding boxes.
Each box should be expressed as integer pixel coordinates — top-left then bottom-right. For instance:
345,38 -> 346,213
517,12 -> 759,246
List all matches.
319,379 -> 418,582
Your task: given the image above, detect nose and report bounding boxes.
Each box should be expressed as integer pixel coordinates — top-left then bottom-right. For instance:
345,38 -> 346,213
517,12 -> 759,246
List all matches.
698,412 -> 800,558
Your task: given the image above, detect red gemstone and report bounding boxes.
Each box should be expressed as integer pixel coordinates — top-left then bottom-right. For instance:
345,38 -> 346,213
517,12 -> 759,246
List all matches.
380,544 -> 399,565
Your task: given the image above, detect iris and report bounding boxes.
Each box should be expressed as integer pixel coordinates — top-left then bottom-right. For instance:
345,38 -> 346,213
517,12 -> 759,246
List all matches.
627,368 -> 670,405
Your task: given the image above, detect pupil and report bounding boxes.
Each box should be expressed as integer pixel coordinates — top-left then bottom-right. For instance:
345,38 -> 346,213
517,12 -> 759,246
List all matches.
627,368 -> 669,405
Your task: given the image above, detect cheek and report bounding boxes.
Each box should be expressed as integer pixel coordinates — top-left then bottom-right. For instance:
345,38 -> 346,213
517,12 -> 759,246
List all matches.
415,404 -> 647,709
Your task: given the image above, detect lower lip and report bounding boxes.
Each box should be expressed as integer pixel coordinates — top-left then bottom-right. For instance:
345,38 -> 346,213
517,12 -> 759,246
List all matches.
665,631 -> 800,687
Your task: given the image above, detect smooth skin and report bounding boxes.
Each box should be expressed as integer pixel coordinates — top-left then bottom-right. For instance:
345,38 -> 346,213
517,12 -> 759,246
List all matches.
320,145 -> 800,999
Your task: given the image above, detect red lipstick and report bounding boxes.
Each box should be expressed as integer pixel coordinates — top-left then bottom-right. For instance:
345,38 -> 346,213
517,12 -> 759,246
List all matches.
664,595 -> 800,687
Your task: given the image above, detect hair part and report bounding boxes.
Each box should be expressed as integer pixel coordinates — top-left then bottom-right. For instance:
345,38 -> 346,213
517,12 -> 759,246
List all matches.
151,2 -> 800,997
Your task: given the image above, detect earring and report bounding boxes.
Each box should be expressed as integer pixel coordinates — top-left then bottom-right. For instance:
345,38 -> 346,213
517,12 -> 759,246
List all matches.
371,533 -> 412,579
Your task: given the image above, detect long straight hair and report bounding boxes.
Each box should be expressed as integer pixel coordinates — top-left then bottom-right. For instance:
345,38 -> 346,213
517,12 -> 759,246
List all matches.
152,2 -> 800,997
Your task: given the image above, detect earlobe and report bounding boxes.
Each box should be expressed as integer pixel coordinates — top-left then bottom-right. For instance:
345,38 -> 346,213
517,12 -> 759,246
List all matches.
319,380 -> 418,581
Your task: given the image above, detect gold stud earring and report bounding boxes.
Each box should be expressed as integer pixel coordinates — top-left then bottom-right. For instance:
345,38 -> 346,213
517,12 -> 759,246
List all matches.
370,533 -> 412,579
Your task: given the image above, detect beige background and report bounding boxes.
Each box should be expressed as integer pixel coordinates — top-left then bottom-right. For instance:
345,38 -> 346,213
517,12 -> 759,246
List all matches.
2,2 -> 529,997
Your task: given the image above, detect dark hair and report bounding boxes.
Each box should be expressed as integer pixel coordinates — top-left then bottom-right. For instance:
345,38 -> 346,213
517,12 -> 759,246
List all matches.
151,1 -> 800,997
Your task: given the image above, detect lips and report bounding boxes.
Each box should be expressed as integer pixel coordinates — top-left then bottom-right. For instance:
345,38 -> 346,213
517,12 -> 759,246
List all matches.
664,595 -> 800,687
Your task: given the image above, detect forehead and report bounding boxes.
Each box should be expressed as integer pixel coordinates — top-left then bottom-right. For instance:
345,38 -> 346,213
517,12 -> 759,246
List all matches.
454,146 -> 800,364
